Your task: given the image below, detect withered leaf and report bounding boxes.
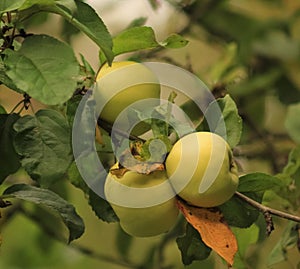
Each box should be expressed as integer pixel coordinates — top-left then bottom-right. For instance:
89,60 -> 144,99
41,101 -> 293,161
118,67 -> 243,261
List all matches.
116,146 -> 165,175
95,124 -> 104,145
177,199 -> 238,266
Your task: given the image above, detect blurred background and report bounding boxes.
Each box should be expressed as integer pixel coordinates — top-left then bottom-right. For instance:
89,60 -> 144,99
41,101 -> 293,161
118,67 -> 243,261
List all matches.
0,0 -> 300,268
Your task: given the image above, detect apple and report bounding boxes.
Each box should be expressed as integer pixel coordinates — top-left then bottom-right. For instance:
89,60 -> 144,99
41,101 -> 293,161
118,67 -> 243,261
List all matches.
95,61 -> 161,136
165,132 -> 239,207
104,163 -> 179,237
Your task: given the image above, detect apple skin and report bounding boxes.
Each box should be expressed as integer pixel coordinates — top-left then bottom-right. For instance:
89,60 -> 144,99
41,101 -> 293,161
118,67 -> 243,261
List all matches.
95,61 -> 160,136
165,132 -> 239,207
104,164 -> 179,237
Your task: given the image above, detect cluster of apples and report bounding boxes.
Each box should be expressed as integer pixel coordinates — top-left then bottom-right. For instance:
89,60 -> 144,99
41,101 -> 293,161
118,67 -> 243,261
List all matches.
96,61 -> 239,237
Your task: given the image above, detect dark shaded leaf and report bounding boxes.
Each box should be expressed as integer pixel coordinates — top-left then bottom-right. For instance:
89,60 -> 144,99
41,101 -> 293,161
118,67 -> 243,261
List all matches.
88,189 -> 119,223
0,113 -> 21,183
219,192 -> 262,228
115,225 -> 133,260
13,109 -> 73,187
176,223 -> 211,265
3,183 -> 84,242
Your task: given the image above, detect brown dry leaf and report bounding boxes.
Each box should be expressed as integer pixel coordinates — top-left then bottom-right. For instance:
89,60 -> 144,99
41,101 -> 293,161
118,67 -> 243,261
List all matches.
177,199 -> 238,266
117,147 -> 165,175
95,125 -> 104,145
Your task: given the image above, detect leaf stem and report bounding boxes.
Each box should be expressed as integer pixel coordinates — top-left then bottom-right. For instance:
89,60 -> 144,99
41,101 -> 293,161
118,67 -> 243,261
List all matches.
235,191 -> 300,223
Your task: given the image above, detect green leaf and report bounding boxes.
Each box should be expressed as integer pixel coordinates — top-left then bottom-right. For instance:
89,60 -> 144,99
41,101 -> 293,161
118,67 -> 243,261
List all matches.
55,0 -> 76,13
161,34 -> 189,48
0,113 -> 21,183
0,58 -> 21,93
282,146 -> 300,176
176,223 -> 212,265
115,225 -> 133,260
102,26 -> 188,61
45,1 -> 113,64
274,146 -> 300,209
180,99 -> 203,126
228,68 -> 282,96
67,161 -> 89,194
4,35 -> 79,105
126,17 -> 147,29
253,31 -> 299,61
13,109 -> 73,187
219,192 -> 262,228
267,221 -> 299,266
232,224 -> 259,269
19,0 -> 76,10
0,0 -> 26,13
111,26 -> 159,58
237,172 -> 283,193
208,42 -> 238,83
285,103 -> 300,144
23,204 -> 69,242
3,183 -> 85,242
66,94 -> 83,126
0,105 -> 6,114
88,189 -> 119,223
199,94 -> 242,148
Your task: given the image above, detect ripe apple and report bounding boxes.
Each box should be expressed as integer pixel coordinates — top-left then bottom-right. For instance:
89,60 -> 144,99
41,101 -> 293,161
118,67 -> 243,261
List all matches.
104,164 -> 179,237
165,132 -> 239,207
95,61 -> 160,136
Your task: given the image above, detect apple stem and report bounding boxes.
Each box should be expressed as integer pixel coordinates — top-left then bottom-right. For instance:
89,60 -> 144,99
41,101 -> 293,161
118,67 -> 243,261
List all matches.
235,191 -> 300,235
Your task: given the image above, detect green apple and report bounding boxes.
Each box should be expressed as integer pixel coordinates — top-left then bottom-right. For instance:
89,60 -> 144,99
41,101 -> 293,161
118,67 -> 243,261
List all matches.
95,61 -> 161,136
104,163 -> 179,237
165,132 -> 239,207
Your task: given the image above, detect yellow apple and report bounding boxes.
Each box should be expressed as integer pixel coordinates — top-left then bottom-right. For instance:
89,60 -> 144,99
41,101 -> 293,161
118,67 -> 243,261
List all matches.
95,61 -> 160,136
166,132 -> 239,207
104,163 -> 179,237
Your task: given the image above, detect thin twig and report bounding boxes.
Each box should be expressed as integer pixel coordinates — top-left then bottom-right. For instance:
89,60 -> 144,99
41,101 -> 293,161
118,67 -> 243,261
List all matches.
235,191 -> 300,223
97,118 -> 146,142
68,244 -> 141,269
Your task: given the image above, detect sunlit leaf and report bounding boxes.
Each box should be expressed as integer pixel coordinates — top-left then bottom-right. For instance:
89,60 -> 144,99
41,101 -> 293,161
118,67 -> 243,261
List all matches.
4,35 -> 79,105
199,94 -> 242,148
161,34 -> 189,48
237,172 -> 283,193
42,1 -> 113,64
0,0 -> 26,13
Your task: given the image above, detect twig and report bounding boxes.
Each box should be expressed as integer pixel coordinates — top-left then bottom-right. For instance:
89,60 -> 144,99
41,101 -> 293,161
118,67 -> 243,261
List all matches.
68,243 -> 141,269
97,118 -> 146,142
235,192 -> 300,234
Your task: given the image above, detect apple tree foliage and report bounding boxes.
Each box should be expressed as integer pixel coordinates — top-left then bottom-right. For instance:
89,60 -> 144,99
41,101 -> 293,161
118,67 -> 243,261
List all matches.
0,0 -> 300,268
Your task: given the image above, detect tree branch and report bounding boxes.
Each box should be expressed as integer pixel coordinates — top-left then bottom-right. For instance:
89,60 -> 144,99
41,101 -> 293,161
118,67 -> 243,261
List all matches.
235,192 -> 300,234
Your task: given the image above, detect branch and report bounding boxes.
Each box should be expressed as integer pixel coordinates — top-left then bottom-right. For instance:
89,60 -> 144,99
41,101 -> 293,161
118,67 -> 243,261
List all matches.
235,191 -> 300,235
